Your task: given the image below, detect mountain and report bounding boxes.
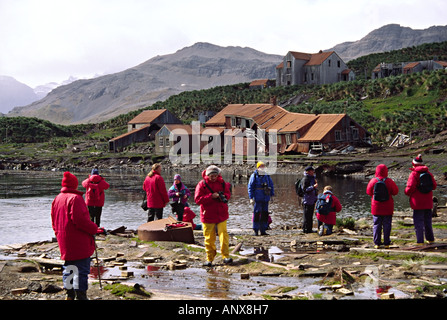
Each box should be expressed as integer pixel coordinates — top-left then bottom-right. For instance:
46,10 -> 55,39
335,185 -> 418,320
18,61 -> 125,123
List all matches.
33,76 -> 81,100
328,24 -> 447,61
8,42 -> 282,124
0,76 -> 38,114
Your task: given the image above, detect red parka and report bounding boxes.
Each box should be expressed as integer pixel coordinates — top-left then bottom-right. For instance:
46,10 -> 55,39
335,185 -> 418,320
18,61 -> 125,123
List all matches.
404,165 -> 437,210
366,164 -> 399,216
82,174 -> 109,207
194,170 -> 231,224
51,173 -> 98,261
316,191 -> 342,225
143,171 -> 169,209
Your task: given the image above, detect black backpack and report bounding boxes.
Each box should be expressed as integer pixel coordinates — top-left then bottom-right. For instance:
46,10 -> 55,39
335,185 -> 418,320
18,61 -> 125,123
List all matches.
316,193 -> 333,215
418,172 -> 433,194
295,178 -> 304,197
373,178 -> 389,202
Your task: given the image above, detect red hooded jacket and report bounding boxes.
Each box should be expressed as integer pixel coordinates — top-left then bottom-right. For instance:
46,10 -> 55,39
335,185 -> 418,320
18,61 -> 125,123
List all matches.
82,174 -> 109,207
143,171 -> 169,209
194,170 -> 231,224
366,164 -> 399,216
404,165 -> 437,210
316,191 -> 342,225
51,172 -> 98,261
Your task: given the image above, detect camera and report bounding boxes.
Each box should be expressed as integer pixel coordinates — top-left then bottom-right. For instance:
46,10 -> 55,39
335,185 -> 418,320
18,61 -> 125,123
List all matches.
218,191 -> 228,203
262,182 -> 271,196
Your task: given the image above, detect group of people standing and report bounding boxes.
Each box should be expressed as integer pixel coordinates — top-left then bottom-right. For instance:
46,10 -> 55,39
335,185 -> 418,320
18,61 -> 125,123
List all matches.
50,152 -> 438,300
366,154 -> 437,248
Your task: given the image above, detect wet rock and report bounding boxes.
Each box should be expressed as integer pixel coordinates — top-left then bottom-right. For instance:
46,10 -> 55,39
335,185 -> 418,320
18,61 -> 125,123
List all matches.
17,265 -> 39,273
27,281 -> 42,293
41,283 -> 63,293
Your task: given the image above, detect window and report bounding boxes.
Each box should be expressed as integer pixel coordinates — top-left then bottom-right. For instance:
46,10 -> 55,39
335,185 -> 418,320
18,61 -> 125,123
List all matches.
159,137 -> 164,147
311,73 -> 314,81
296,132 -> 301,139
286,134 -> 292,144
335,130 -> 342,141
352,128 -> 359,140
328,59 -> 331,67
231,117 -> 236,127
287,61 -> 292,68
337,61 -> 341,68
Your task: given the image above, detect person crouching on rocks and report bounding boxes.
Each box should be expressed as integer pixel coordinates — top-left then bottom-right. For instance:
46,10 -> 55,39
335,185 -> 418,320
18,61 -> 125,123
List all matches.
194,165 -> 232,267
248,161 -> 274,236
51,171 -> 104,300
366,164 -> 399,249
168,174 -> 191,221
316,186 -> 342,236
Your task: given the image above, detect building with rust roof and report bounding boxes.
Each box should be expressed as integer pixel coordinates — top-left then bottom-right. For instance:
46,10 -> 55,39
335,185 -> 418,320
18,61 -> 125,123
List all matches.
109,109 -> 182,152
276,50 -> 354,86
205,103 -> 370,154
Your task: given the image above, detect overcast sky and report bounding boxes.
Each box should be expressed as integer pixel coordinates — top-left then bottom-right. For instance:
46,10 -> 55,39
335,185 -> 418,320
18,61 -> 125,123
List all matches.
1,0 -> 446,88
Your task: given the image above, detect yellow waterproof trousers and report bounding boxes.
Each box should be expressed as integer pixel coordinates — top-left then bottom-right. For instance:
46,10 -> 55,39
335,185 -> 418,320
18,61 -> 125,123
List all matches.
202,220 -> 229,262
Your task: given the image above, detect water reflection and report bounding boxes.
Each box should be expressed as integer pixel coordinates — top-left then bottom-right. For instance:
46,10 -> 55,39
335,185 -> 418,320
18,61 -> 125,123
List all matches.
0,169 -> 442,245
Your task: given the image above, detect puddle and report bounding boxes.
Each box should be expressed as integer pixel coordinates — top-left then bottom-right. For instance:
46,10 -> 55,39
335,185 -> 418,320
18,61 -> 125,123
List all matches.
88,262 -> 411,299
239,246 -> 285,262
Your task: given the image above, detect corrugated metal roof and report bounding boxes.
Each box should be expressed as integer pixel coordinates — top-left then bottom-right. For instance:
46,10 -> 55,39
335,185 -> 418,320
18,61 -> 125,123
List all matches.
249,79 -> 268,86
403,62 -> 420,70
109,124 -> 150,141
304,51 -> 334,66
128,109 -> 167,124
298,114 -> 345,142
205,105 -> 353,142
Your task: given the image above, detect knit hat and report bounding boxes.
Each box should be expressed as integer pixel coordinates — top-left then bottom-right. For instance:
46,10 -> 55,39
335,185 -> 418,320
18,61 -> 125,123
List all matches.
413,154 -> 423,166
256,161 -> 265,168
305,166 -> 315,172
61,171 -> 78,190
174,174 -> 181,181
91,168 -> 99,175
205,165 -> 221,176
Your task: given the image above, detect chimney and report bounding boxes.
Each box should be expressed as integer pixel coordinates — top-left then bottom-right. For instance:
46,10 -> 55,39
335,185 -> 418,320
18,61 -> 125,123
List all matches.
270,96 -> 277,106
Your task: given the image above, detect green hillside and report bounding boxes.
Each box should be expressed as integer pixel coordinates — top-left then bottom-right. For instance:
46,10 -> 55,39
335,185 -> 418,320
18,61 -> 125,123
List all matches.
1,41 -> 446,147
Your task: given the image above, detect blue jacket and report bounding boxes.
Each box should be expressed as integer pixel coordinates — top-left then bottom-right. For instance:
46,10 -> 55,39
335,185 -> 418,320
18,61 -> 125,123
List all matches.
302,172 -> 317,205
248,170 -> 274,202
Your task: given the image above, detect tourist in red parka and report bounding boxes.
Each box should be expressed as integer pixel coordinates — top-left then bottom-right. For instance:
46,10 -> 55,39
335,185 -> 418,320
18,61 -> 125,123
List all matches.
404,154 -> 437,244
366,164 -> 399,248
316,186 -> 342,236
194,165 -> 232,267
82,168 -> 109,227
51,171 -> 101,300
143,163 -> 169,222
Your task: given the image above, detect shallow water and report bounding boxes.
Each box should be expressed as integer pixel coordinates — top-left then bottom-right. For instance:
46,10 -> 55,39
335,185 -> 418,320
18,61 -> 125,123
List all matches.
0,169 -> 443,245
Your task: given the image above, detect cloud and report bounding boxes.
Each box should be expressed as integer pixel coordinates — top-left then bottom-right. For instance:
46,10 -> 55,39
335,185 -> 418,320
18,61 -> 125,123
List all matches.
0,0 -> 446,87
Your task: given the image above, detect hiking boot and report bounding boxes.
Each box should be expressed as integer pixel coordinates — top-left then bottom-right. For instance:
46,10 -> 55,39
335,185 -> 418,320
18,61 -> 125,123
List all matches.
75,291 -> 88,300
65,289 -> 75,300
203,261 -> 213,267
223,258 -> 233,265
374,245 -> 381,249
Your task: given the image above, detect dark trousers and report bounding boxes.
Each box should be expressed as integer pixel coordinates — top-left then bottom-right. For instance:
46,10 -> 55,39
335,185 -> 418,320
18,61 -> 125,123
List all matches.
373,215 -> 392,246
253,201 -> 269,235
148,208 -> 163,222
171,202 -> 185,221
413,209 -> 435,244
63,257 -> 91,292
303,204 -> 315,233
88,206 -> 103,227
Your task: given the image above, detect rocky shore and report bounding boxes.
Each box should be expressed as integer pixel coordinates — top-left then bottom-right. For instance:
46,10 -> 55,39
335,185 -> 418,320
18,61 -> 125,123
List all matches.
1,205 -> 446,301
